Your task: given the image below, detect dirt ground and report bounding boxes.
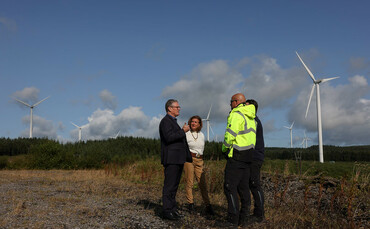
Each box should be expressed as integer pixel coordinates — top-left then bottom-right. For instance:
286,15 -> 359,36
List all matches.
0,170 -> 368,228
0,170 -> 242,229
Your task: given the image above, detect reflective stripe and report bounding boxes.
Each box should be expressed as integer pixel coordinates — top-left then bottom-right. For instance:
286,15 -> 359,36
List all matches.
234,144 -> 255,151
226,128 -> 237,137
230,193 -> 237,214
238,127 -> 256,135
235,111 -> 256,135
223,141 -> 231,148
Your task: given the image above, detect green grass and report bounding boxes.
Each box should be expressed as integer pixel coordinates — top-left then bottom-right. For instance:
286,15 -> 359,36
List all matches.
262,159 -> 369,180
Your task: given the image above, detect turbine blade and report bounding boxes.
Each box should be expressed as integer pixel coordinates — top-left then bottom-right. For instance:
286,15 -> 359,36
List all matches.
290,121 -> 295,129
14,98 -> 31,107
209,123 -> 215,135
296,51 -> 316,82
206,104 -> 213,119
321,77 -> 339,83
284,126 -> 290,129
33,96 -> 50,107
305,84 -> 316,118
71,122 -> 80,128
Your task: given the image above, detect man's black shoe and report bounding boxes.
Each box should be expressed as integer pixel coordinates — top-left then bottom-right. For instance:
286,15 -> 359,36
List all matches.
162,212 -> 179,221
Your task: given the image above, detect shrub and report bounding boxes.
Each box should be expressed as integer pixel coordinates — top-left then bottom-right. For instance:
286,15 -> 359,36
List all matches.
0,156 -> 8,169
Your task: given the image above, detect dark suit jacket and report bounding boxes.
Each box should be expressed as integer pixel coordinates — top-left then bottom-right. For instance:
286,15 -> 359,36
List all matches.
159,114 -> 192,165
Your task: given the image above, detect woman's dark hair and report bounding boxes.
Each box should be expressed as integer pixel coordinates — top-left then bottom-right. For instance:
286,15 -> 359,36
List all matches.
188,115 -> 203,132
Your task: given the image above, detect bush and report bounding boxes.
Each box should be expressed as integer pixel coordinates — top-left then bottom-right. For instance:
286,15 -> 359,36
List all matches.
0,156 -> 8,169
27,141 -> 74,169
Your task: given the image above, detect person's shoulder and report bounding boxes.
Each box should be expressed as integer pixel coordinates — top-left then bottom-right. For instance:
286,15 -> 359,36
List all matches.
160,114 -> 171,125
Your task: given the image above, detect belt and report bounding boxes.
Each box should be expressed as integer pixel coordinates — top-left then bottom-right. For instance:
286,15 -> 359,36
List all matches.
191,152 -> 203,159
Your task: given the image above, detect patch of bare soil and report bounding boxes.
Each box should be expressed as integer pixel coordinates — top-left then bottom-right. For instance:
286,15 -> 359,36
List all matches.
0,170 -> 368,228
0,170 -> 233,229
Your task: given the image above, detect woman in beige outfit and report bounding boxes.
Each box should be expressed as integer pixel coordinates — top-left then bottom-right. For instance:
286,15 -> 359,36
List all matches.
184,115 -> 214,215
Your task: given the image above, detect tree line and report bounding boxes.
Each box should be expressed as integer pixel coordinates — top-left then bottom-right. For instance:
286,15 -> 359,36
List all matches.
0,137 -> 369,169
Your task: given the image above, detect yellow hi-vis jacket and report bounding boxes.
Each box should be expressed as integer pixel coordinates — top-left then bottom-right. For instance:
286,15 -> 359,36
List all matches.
222,103 -> 257,161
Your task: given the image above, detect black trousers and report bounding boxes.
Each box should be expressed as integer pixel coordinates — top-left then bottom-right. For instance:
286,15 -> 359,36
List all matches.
162,164 -> 184,213
224,160 -> 251,224
250,160 -> 264,217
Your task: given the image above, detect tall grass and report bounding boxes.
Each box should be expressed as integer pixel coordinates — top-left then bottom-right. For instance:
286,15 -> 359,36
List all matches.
107,158 -> 369,228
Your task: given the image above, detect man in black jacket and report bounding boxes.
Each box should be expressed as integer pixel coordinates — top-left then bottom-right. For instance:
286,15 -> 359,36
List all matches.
159,99 -> 192,220
246,99 -> 265,224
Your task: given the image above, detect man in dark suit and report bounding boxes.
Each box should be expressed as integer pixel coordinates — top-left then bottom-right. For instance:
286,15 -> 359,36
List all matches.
159,99 -> 192,220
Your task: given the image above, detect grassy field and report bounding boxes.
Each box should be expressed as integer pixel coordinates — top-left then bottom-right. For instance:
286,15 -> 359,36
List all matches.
1,158 -> 369,228
105,157 -> 369,228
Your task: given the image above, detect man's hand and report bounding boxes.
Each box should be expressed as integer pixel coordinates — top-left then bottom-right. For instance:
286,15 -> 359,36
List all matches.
182,123 -> 190,132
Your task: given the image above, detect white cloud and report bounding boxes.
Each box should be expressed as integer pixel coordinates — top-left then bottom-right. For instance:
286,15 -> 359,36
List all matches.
289,75 -> 370,145
161,59 -> 243,123
21,115 -> 57,139
11,87 -> 40,106
349,75 -> 368,87
160,56 -> 370,146
70,107 -> 161,141
99,89 -> 117,110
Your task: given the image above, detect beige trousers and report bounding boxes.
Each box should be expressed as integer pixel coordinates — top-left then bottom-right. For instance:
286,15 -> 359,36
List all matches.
184,157 -> 210,205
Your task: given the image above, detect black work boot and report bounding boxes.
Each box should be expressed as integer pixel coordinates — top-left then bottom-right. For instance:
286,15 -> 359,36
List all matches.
250,214 -> 264,223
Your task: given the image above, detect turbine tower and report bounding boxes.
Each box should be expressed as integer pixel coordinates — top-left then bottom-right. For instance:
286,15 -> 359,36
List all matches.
14,96 -> 50,138
71,122 -> 84,142
296,51 -> 339,163
284,121 -> 294,148
202,104 -> 213,141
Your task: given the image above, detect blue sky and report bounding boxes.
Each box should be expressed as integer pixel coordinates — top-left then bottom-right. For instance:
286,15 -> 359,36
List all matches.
1,0 -> 369,148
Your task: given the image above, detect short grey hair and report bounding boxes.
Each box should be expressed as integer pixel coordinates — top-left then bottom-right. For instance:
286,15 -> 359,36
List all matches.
165,99 -> 178,112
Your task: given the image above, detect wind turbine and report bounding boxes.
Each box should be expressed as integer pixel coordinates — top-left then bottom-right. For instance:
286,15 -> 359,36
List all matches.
302,131 -> 311,148
14,96 -> 50,138
284,121 -> 294,148
71,122 -> 84,142
202,104 -> 213,141
113,130 -> 120,139
296,51 -> 339,163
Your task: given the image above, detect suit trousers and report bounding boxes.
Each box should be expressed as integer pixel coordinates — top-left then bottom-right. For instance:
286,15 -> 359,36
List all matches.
184,157 -> 210,205
162,164 -> 184,213
224,160 -> 251,224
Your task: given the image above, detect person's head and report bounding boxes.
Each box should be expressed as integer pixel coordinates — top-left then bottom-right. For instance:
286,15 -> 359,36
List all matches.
188,115 -> 202,132
230,93 -> 246,109
246,99 -> 258,113
165,99 -> 181,117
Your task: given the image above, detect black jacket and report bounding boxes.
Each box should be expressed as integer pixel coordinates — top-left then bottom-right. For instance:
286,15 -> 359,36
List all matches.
253,116 -> 265,162
159,114 -> 192,165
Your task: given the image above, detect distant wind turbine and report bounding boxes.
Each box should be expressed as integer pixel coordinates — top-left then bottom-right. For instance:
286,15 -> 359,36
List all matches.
14,96 -> 50,138
302,131 -> 311,148
284,121 -> 294,148
202,104 -> 213,141
71,122 -> 84,142
296,51 -> 339,163
114,130 -> 120,139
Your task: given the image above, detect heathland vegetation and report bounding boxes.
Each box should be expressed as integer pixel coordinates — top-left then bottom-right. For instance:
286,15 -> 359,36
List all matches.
0,137 -> 369,228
